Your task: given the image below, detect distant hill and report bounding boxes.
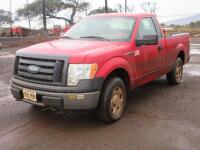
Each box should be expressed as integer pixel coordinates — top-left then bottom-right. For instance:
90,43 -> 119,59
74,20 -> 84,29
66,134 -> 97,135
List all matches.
165,13 -> 200,25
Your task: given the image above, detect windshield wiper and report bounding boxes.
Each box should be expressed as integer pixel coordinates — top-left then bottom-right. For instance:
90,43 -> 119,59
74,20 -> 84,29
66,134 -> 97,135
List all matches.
80,36 -> 110,41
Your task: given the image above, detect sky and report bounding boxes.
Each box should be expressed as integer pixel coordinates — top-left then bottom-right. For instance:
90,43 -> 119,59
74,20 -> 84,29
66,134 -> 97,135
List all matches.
0,0 -> 200,29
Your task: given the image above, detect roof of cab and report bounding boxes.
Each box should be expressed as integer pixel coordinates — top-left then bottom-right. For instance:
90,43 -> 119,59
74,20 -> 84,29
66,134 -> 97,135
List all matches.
90,13 -> 155,18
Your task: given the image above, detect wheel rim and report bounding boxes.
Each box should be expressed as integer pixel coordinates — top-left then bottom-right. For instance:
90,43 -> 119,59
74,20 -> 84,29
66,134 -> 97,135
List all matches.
176,60 -> 183,82
110,86 -> 124,119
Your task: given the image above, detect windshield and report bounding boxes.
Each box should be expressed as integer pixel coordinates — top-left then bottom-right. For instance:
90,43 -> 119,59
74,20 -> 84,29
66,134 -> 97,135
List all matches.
63,16 -> 136,42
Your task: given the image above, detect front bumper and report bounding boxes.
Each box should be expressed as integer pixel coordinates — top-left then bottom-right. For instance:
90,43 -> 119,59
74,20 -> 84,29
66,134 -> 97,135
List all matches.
11,77 -> 103,110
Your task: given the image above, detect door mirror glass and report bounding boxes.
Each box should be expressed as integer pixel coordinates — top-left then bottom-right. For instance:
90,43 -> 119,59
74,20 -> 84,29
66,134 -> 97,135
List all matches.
136,34 -> 158,46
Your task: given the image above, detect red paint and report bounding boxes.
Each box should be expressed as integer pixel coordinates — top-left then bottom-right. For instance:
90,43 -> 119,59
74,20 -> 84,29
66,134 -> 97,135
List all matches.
18,13 -> 190,89
51,25 -> 72,35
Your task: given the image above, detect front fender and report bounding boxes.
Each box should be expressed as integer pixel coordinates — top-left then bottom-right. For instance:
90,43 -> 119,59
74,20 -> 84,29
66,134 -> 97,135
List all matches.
95,57 -> 132,80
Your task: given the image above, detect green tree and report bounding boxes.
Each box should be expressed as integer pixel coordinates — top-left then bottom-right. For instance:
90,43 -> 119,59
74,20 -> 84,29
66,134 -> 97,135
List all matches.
0,9 -> 13,26
141,1 -> 157,14
17,0 -> 90,25
116,3 -> 135,13
190,21 -> 200,27
160,23 -> 166,27
89,7 -> 118,15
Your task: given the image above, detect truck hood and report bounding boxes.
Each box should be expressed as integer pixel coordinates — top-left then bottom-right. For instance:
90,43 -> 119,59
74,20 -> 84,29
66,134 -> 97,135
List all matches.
17,39 -> 126,62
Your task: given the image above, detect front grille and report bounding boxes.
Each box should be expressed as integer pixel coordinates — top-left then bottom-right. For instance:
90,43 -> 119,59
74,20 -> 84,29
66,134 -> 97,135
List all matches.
15,56 -> 65,85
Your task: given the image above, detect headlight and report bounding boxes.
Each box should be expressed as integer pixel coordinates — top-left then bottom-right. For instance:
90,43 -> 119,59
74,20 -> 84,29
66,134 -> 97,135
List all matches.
67,64 -> 98,86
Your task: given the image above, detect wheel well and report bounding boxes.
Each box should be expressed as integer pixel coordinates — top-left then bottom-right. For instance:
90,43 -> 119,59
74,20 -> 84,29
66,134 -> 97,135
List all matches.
104,68 -> 131,91
177,51 -> 185,64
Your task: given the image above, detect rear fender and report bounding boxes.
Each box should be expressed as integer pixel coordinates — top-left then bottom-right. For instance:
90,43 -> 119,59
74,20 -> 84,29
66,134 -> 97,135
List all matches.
176,43 -> 185,62
176,43 -> 184,55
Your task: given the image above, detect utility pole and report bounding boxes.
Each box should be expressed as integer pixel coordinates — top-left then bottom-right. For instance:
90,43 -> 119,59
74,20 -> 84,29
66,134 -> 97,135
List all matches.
27,0 -> 31,29
42,0 -> 47,36
9,0 -> 12,37
9,0 -> 12,26
105,0 -> 108,13
125,0 -> 127,13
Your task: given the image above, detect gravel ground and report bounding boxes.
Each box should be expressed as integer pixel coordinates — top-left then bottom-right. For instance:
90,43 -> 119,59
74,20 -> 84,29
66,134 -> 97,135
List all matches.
0,39 -> 200,150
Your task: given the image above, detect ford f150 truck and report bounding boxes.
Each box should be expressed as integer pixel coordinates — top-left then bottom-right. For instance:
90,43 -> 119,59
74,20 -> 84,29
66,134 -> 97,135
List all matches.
11,13 -> 190,123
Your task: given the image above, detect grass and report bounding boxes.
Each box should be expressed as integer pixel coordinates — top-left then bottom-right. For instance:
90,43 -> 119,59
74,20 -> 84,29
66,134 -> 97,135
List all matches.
171,27 -> 200,36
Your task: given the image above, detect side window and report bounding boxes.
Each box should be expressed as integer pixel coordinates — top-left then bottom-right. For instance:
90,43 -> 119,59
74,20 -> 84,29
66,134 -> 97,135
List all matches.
152,17 -> 163,38
137,18 -> 157,39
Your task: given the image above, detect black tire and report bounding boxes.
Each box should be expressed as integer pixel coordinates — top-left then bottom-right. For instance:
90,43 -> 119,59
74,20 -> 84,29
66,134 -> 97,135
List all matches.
166,57 -> 183,85
97,77 -> 126,123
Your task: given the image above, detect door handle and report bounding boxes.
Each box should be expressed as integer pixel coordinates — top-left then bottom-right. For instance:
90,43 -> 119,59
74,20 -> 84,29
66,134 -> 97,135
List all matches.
158,45 -> 163,51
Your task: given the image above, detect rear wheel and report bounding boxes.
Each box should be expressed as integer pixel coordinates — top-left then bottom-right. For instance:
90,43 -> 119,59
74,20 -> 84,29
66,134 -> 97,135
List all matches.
97,77 -> 126,123
166,57 -> 183,85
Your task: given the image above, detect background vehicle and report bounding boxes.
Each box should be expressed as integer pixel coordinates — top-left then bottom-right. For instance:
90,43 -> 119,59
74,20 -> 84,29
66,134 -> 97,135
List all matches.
11,13 -> 190,123
49,25 -> 71,36
10,26 -> 30,37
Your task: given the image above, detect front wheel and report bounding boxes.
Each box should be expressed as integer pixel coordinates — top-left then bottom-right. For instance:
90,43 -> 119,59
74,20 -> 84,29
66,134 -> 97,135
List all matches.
97,77 -> 126,123
166,57 -> 183,85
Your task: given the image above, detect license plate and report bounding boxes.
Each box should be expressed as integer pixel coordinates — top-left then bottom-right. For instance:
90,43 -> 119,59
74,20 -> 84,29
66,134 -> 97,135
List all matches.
23,88 -> 37,102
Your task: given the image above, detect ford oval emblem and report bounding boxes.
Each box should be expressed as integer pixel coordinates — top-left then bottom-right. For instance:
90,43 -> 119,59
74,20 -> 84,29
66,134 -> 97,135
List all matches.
27,65 -> 40,74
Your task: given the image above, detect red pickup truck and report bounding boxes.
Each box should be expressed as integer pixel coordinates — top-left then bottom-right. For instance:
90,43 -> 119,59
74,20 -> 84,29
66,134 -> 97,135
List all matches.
11,13 -> 190,123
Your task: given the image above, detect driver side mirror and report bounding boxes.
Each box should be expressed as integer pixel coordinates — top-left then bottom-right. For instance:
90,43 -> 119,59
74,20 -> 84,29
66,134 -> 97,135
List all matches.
136,34 -> 158,47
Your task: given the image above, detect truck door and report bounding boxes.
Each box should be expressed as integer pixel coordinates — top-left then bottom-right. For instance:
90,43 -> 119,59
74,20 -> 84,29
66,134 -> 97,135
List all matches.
135,17 -> 165,76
